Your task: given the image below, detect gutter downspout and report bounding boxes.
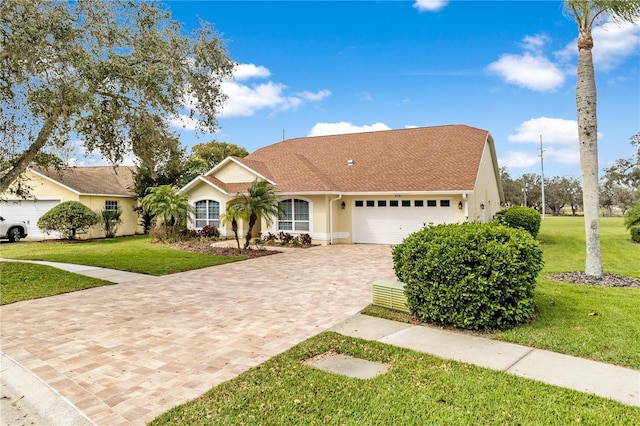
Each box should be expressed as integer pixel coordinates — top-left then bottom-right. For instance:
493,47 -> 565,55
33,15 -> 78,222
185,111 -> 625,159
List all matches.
329,194 -> 343,245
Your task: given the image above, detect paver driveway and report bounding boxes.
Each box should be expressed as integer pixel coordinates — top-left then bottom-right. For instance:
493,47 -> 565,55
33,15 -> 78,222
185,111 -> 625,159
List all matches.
0,244 -> 394,425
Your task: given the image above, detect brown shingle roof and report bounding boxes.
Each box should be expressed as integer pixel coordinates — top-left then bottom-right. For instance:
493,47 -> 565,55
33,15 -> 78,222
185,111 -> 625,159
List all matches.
31,166 -> 137,197
201,176 -> 254,194
241,124 -> 491,193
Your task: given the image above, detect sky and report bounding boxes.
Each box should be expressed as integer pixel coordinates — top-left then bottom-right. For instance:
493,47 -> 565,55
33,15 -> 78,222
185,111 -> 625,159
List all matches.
86,0 -> 640,180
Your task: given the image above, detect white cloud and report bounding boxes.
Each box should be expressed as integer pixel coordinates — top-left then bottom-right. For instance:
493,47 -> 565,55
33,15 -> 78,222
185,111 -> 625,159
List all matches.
218,63 -> 330,118
499,151 -> 540,169
308,122 -> 391,137
297,89 -> 331,101
508,117 -> 579,145
522,34 -> 550,54
556,21 -> 640,71
545,147 -> 581,165
233,63 -> 271,81
169,114 -> 200,131
487,52 -> 565,92
412,0 -> 448,12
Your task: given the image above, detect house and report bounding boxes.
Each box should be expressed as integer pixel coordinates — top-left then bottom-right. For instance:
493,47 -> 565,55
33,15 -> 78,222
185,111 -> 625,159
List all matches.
181,124 -> 504,245
0,166 -> 143,239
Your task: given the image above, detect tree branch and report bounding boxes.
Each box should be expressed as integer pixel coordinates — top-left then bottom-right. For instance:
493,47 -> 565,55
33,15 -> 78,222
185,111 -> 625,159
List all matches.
0,114 -> 58,193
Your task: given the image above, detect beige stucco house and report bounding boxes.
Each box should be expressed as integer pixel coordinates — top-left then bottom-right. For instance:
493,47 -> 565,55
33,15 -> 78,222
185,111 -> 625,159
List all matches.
0,166 -> 142,239
181,124 -> 504,245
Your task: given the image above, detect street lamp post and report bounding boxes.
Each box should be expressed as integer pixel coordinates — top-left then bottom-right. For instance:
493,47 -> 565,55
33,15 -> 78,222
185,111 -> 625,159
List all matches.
521,185 -> 528,207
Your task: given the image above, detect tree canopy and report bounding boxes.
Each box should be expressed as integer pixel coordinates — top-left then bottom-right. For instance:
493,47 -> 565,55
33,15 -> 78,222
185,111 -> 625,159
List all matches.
190,140 -> 249,170
1,0 -> 234,194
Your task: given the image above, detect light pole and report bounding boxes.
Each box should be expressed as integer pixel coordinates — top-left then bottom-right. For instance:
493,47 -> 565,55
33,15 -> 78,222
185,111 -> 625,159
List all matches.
521,185 -> 528,207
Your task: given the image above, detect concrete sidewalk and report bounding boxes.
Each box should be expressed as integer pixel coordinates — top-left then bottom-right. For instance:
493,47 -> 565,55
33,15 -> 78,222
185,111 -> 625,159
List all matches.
0,259 -> 151,283
330,314 -> 640,407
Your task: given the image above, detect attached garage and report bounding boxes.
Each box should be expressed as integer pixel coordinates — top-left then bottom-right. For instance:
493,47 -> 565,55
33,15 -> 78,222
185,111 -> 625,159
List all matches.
352,198 -> 454,244
0,199 -> 61,239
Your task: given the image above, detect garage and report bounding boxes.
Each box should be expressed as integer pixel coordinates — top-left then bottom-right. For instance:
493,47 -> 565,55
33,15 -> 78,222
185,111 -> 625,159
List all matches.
0,199 -> 61,239
352,198 -> 454,244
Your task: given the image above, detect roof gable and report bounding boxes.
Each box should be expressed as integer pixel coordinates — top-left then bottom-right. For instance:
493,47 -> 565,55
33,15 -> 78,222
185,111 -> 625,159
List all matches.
243,124 -> 491,193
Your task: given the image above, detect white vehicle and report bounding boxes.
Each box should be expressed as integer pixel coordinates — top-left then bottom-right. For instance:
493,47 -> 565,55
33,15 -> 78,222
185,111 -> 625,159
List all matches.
0,216 -> 28,242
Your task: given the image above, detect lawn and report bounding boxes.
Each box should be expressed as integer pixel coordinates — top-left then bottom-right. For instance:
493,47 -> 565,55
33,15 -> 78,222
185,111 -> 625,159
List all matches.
150,332 -> 640,425
0,235 -> 242,275
494,216 -> 640,369
0,262 -> 113,305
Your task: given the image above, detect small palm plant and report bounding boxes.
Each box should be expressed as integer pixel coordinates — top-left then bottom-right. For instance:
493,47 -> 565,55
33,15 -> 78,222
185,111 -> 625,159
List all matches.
227,180 -> 283,250
220,204 -> 243,251
100,208 -> 122,238
141,185 -> 194,239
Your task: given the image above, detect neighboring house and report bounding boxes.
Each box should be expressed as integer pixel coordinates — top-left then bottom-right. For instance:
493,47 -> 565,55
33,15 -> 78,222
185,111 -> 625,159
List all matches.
181,124 -> 504,245
0,166 -> 142,239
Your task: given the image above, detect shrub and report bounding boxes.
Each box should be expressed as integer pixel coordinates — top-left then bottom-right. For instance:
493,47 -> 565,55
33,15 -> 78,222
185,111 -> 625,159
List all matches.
495,206 -> 541,238
149,226 -> 167,241
277,231 -> 294,243
631,226 -> 640,243
624,202 -> 640,230
197,225 -> 220,239
392,222 -> 543,331
299,233 -> 312,245
37,201 -> 100,239
99,208 -> 122,238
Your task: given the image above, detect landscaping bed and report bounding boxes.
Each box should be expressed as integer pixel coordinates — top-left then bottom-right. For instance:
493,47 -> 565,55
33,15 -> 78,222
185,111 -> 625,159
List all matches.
166,240 -> 280,259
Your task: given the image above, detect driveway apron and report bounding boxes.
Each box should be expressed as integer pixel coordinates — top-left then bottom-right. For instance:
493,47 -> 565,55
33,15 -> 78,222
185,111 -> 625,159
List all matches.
0,245 -> 395,425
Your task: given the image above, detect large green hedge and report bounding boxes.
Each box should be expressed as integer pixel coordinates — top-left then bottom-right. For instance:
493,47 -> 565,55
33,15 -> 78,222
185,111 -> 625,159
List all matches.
392,222 -> 543,331
37,201 -> 100,239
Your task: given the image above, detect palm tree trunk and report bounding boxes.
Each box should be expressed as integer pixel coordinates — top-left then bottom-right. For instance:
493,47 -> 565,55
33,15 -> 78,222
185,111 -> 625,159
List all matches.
232,217 -> 240,251
244,213 -> 257,249
576,30 -> 603,277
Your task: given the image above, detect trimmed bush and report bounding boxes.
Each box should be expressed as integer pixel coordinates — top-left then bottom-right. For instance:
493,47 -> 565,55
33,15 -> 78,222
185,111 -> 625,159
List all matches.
624,202 -> 640,230
631,226 -> 640,243
495,206 -> 542,238
392,222 -> 543,331
37,201 -> 100,239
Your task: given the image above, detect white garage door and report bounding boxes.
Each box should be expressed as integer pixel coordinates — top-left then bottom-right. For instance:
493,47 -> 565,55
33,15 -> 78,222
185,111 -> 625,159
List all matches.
0,199 -> 61,239
352,199 -> 454,244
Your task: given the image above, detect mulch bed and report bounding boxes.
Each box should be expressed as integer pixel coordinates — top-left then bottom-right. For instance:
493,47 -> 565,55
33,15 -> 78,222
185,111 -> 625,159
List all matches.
548,272 -> 640,288
167,241 -> 280,259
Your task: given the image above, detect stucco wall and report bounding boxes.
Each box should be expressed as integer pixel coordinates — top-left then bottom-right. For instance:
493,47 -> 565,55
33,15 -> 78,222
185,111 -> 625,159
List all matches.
468,142 -> 502,223
214,161 -> 260,183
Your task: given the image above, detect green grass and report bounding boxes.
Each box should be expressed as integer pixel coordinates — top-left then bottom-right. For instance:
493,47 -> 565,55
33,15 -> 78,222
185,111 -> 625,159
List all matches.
0,262 -> 113,305
150,332 -> 640,425
494,216 -> 640,368
0,235 -> 242,276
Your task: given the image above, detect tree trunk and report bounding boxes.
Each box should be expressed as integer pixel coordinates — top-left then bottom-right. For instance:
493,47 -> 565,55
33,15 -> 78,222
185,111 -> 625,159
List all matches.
576,31 -> 603,277
0,115 -> 58,193
231,217 -> 240,251
244,213 -> 257,249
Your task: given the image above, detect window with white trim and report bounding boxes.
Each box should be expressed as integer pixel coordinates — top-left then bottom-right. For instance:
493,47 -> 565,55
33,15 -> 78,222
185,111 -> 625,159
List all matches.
105,200 -> 119,211
194,200 -> 220,229
278,199 -> 309,231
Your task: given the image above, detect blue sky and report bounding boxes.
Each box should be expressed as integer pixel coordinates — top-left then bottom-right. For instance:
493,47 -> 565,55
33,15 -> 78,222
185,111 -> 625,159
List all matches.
95,1 -> 640,180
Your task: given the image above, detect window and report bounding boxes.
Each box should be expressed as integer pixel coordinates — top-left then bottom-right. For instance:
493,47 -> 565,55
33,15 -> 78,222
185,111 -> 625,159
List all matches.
195,200 -> 220,228
427,200 -> 437,207
440,200 -> 451,207
355,200 -> 364,207
414,200 -> 424,207
378,200 -> 387,207
401,200 -> 411,207
390,200 -> 399,207
105,200 -> 119,211
278,199 -> 309,231
366,200 -> 375,207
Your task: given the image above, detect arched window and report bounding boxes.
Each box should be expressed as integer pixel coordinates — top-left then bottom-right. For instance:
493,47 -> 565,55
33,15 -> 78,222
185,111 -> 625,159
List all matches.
194,200 -> 220,229
278,199 -> 309,232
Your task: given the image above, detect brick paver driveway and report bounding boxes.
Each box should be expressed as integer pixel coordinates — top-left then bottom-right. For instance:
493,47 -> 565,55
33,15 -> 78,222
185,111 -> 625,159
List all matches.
0,244 -> 394,425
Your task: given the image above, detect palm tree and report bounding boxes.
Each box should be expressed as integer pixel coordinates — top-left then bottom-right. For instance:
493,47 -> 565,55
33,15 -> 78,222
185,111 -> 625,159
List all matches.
227,179 -> 283,249
220,204 -> 243,251
141,185 -> 194,238
565,0 -> 640,277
